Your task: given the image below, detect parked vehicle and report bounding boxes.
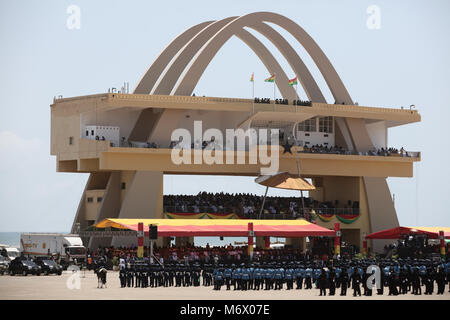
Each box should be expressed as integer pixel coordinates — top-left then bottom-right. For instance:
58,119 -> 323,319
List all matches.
33,257 -> 63,275
0,246 -> 21,262
5,247 -> 21,261
0,256 -> 9,275
20,233 -> 86,268
9,257 -> 41,276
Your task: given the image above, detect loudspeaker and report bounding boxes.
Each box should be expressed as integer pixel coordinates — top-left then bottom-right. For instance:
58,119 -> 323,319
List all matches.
149,225 -> 158,240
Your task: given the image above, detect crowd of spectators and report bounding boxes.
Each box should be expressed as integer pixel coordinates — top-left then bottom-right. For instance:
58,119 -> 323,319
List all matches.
301,145 -> 415,157
382,236 -> 447,260
117,135 -> 417,160
163,192 -> 359,217
87,243 -> 336,267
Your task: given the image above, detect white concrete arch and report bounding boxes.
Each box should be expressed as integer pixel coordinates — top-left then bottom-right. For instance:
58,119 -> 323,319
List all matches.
152,17 -> 237,95
131,19 -> 313,142
150,17 -> 325,102
133,20 -> 214,94
173,12 -> 352,105
248,21 -> 325,102
146,27 -> 300,145
234,28 -> 298,100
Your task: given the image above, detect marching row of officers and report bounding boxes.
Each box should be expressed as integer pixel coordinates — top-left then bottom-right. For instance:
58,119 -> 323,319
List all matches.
118,259 -> 450,296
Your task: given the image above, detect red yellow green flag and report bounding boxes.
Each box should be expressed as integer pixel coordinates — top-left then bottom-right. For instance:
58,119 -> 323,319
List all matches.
288,76 -> 298,86
250,73 -> 254,82
264,74 -> 275,82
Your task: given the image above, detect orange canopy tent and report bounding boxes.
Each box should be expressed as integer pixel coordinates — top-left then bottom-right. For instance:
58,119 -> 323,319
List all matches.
93,218 -> 336,237
366,226 -> 450,240
255,172 -> 315,191
255,172 -> 315,219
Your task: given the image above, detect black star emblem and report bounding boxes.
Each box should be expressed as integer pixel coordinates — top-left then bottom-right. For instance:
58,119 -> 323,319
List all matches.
283,141 -> 294,154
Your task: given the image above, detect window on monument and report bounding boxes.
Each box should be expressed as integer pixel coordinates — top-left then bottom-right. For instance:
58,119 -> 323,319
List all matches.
298,117 -> 317,132
87,197 -> 93,203
69,136 -> 74,145
319,116 -> 333,133
97,197 -> 103,203
121,182 -> 126,190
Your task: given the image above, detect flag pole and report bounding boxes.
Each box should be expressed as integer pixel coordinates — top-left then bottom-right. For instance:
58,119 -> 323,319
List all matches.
273,73 -> 276,111
252,73 -> 255,114
295,79 -> 298,112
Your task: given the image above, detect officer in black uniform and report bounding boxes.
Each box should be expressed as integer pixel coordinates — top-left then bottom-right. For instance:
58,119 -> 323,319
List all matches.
424,267 -> 434,295
193,264 -> 201,287
135,264 -> 141,288
141,263 -> 148,288
340,268 -> 348,296
436,266 -> 446,295
126,263 -> 134,288
377,264 -> 384,295
149,263 -> 156,287
411,268 -> 421,295
184,265 -> 191,287
387,271 -> 398,296
175,264 -> 183,287
119,263 -> 126,288
351,269 -> 361,296
328,267 -> 336,296
318,268 -> 328,296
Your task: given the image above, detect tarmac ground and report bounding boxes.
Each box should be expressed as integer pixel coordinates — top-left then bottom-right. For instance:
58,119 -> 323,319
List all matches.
1,270 -> 449,300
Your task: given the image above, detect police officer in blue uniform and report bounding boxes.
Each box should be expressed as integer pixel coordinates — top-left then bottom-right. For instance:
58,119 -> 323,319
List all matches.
285,264 -> 294,290
224,265 -> 232,290
304,264 -> 313,289
295,264 -> 305,289
213,267 -> 224,290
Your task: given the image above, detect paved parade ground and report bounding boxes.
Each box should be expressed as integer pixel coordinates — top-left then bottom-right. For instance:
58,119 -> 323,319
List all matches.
1,271 -> 449,300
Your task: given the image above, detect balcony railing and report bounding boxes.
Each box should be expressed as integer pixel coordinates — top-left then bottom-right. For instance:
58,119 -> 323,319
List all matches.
112,140 -> 420,159
163,206 -> 360,217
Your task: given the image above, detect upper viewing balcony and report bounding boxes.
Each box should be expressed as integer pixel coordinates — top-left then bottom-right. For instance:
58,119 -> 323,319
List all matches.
50,93 -> 421,178
51,93 -> 420,125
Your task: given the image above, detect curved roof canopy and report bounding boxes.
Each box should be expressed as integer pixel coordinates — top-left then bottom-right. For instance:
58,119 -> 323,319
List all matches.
93,218 -> 335,237
255,172 -> 315,191
366,226 -> 450,239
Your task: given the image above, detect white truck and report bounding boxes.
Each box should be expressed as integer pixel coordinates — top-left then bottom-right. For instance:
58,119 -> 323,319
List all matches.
0,244 -> 21,261
20,233 -> 86,268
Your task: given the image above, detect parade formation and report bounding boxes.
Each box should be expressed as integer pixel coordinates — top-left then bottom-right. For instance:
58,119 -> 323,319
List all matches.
113,257 -> 450,296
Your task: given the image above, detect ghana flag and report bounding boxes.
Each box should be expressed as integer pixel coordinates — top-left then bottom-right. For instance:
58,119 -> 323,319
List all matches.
264,74 -> 275,82
288,76 -> 298,86
250,72 -> 254,82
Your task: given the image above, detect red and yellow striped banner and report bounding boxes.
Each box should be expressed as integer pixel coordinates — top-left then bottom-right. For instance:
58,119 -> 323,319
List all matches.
165,212 -> 240,219
166,213 -> 206,219
336,214 -> 360,224
317,214 -> 334,223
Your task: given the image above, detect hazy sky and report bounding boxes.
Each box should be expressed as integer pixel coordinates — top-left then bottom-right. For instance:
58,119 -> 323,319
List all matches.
1,0 -> 449,232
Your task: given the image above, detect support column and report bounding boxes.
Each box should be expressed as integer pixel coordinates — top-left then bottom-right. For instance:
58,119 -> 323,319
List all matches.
362,232 -> 368,256
89,172 -> 121,250
439,231 -> 446,259
334,223 -> 341,257
137,222 -> 144,259
111,170 -> 163,247
248,223 -> 254,260
363,177 -> 399,252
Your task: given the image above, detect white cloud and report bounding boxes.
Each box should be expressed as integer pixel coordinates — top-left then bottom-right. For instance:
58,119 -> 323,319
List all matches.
0,131 -> 88,232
